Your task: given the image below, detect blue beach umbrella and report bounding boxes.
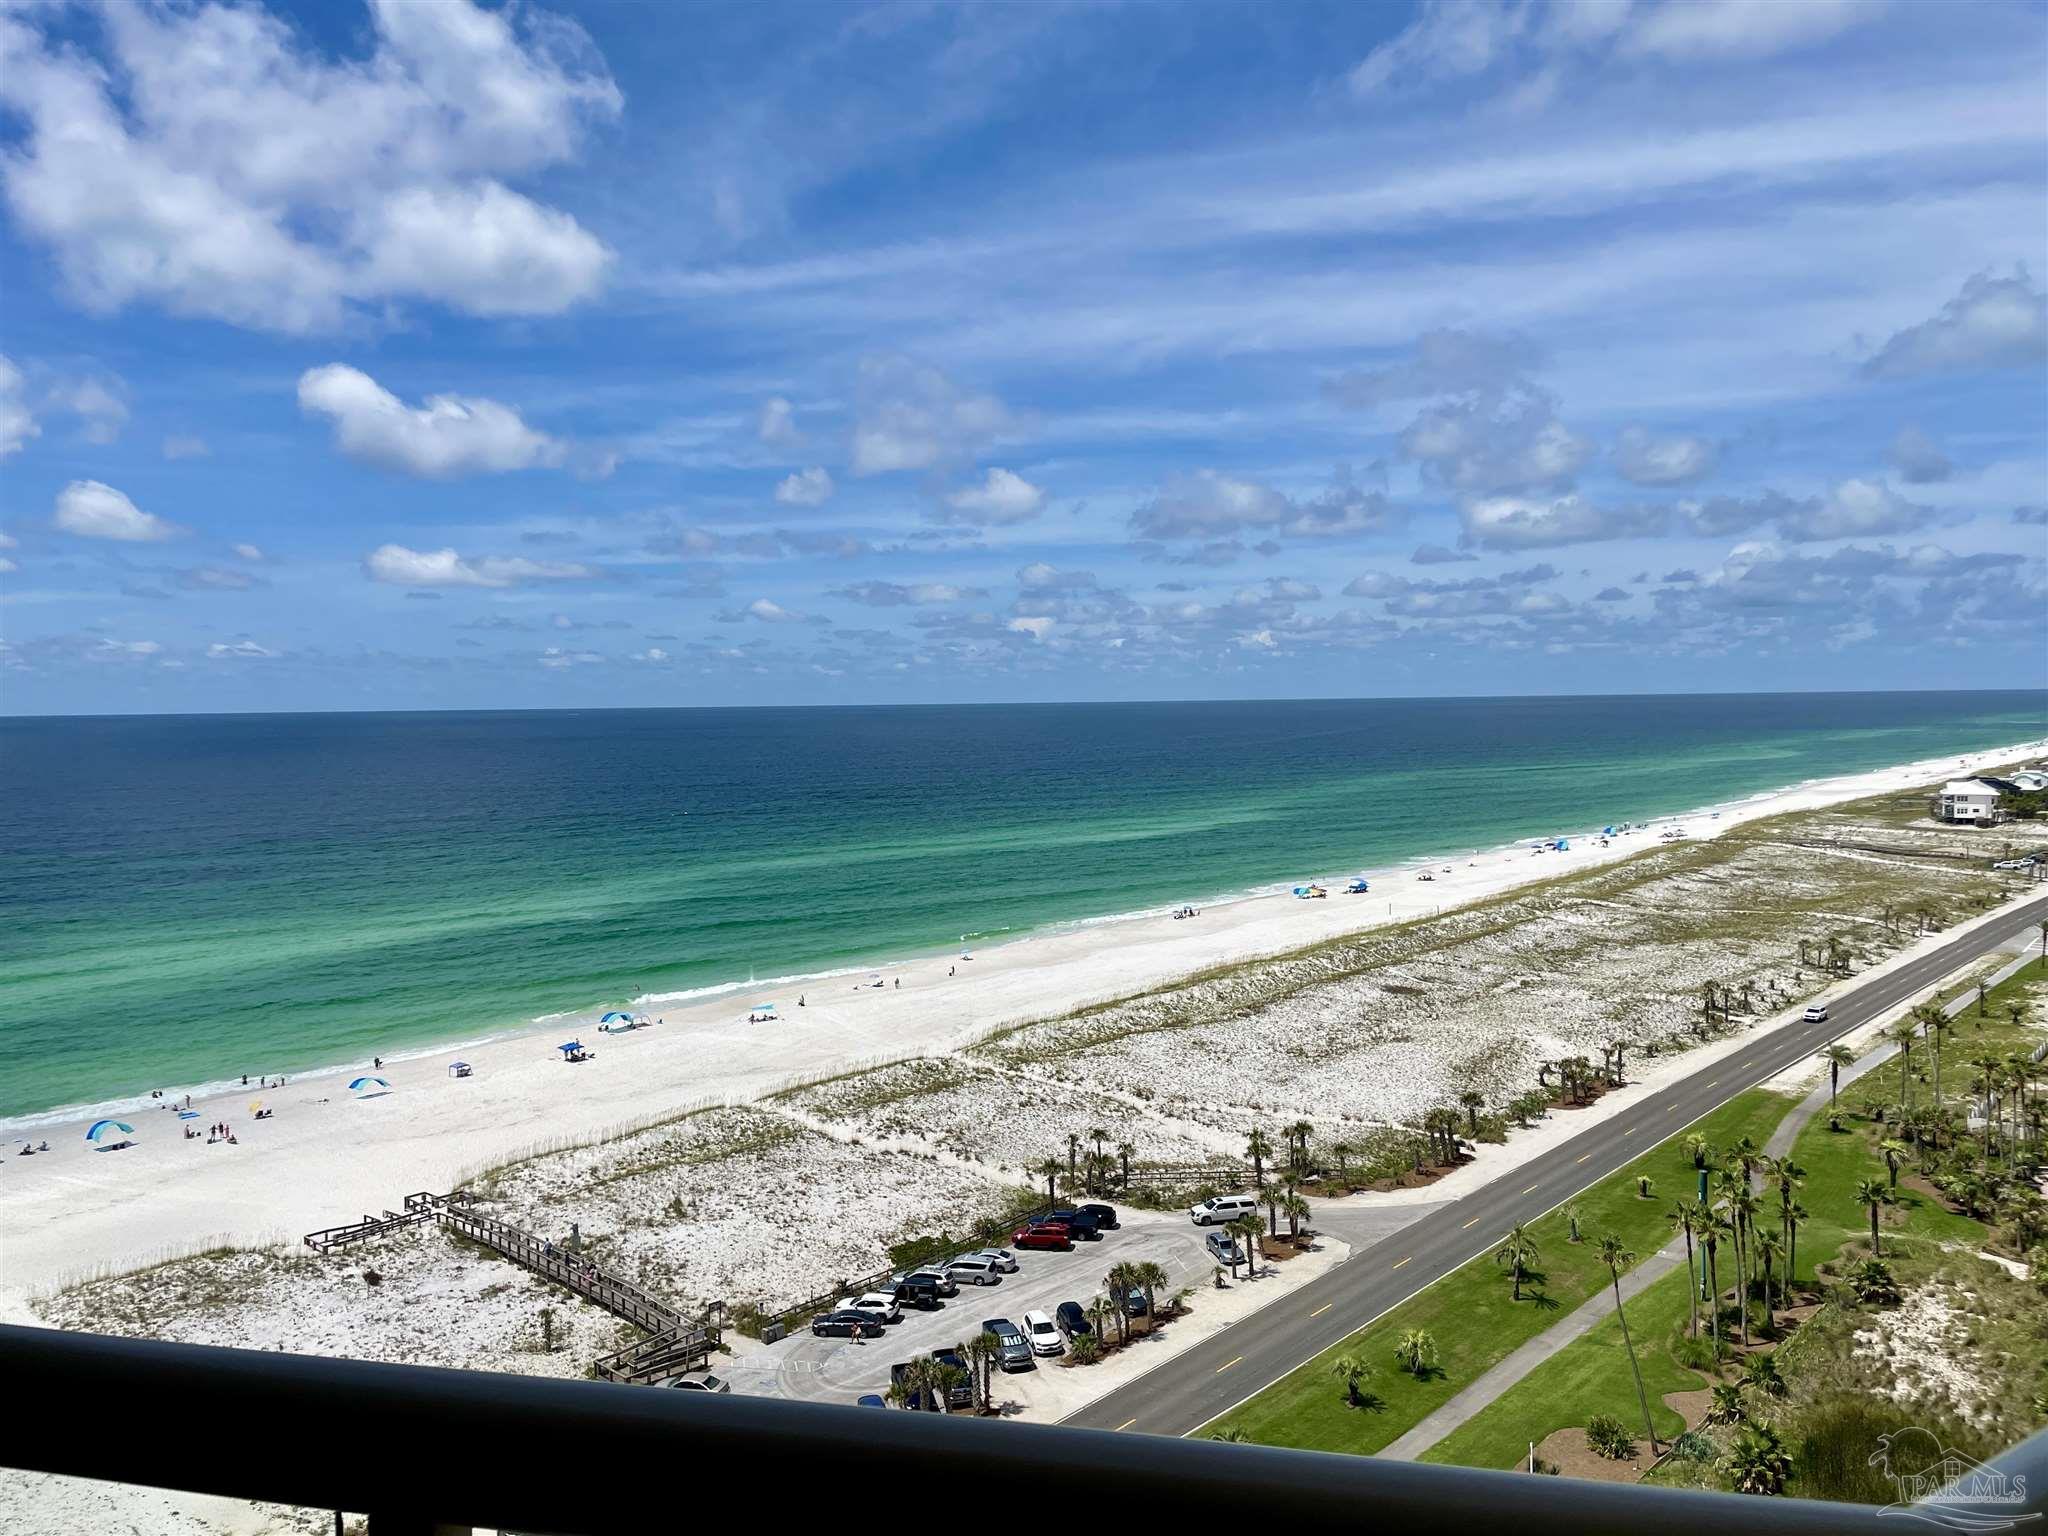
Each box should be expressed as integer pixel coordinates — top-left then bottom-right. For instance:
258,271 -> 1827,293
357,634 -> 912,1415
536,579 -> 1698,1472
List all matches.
556,1041 -> 584,1054
85,1119 -> 134,1143
348,1076 -> 391,1093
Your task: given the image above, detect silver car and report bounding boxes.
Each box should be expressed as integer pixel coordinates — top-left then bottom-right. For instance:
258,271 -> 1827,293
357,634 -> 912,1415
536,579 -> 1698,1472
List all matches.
971,1248 -> 1020,1272
667,1371 -> 730,1393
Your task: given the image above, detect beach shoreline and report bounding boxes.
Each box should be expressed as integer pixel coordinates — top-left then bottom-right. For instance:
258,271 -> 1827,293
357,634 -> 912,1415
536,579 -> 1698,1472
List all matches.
2,735 -> 2041,1300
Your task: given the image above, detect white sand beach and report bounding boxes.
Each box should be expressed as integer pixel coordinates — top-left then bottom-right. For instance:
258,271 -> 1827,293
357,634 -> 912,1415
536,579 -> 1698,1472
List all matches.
3,737 -> 2041,1303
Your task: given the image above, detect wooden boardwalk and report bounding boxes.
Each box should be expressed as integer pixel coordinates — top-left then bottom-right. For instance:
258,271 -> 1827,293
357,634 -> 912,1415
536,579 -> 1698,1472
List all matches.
306,1191 -> 717,1383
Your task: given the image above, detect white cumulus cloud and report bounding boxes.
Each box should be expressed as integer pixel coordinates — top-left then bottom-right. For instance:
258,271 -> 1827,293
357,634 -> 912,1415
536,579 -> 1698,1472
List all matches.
1612,425 -> 1718,486
941,467 -> 1045,525
0,0 -> 618,332
299,364 -> 564,478
53,480 -> 183,541
0,355 -> 38,458
363,543 -> 597,588
774,466 -> 835,506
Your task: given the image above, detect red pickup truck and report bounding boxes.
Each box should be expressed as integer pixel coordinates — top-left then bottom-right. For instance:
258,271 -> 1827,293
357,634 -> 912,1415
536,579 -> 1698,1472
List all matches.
1012,1223 -> 1074,1252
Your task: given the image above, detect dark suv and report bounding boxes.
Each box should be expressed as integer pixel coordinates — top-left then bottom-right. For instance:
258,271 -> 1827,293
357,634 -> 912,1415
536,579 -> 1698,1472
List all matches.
1045,1208 -> 1101,1240
982,1318 -> 1034,1372
1079,1203 -> 1120,1230
889,1275 -> 946,1310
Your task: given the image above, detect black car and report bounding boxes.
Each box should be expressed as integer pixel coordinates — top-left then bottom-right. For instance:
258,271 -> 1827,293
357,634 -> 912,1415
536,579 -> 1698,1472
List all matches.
1055,1300 -> 1091,1336
890,1351 -> 974,1410
889,1275 -> 946,1310
811,1309 -> 885,1338
1079,1203 -> 1120,1230
982,1318 -> 1034,1372
1045,1208 -> 1101,1240
1109,1279 -> 1149,1316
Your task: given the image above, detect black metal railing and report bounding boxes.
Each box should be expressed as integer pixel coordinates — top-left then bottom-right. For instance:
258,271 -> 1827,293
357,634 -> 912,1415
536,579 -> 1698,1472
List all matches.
3,1323 -> 2041,1535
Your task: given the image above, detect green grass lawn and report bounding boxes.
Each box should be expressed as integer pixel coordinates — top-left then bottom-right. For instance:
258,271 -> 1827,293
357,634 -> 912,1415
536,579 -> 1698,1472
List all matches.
1207,1088 -> 1792,1453
1422,1259 -> 1705,1469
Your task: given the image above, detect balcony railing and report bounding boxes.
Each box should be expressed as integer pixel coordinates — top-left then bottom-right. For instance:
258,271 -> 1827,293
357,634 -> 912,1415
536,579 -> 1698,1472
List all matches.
4,1322 -> 2041,1535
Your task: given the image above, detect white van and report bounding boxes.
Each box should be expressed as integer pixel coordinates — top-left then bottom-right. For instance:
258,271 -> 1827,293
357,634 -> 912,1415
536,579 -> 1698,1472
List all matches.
1188,1193 -> 1258,1227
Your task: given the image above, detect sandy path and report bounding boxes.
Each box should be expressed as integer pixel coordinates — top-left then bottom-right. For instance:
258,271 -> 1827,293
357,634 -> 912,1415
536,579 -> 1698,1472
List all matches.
2,738 -> 2039,1300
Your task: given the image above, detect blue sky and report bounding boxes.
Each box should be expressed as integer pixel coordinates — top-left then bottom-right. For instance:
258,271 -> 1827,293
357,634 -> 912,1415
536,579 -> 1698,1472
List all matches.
1,0 -> 2044,714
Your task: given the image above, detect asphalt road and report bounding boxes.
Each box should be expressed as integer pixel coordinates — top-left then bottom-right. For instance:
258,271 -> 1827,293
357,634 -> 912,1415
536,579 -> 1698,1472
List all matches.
1064,891 -> 2048,1438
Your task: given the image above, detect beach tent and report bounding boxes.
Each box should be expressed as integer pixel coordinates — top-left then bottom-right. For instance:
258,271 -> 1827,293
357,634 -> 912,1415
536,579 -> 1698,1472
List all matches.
85,1119 -> 134,1143
448,1061 -> 473,1078
599,1011 -> 634,1023
348,1076 -> 390,1094
1345,877 -> 1369,893
249,1100 -> 264,1113
555,1042 -> 583,1055
752,1001 -> 779,1014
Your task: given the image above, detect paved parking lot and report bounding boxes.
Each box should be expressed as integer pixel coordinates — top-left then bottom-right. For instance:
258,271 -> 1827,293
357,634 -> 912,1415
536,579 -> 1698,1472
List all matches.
719,1208 -> 1215,1405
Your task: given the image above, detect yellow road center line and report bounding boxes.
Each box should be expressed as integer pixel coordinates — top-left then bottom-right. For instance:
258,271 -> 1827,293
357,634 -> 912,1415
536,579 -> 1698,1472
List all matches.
1392,1256 -> 1412,1270
1574,1154 -> 1592,1164
1624,1127 -> 1636,1137
1461,1216 -> 1482,1228
1706,1079 -> 1720,1088
1216,1356 -> 1242,1374
1522,1183 -> 1540,1194
1309,1302 -> 1332,1318
1116,1418 -> 1138,1432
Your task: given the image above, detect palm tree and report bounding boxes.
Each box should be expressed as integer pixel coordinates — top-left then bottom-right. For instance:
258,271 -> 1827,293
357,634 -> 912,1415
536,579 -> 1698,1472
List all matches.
1819,1044 -> 1856,1105
1330,1139 -> 1355,1187
1287,1119 -> 1314,1176
1209,1427 -> 1254,1443
1036,1156 -> 1061,1201
928,1358 -> 967,1415
1135,1259 -> 1169,1318
1855,1177 -> 1890,1256
1669,1200 -> 1702,1338
1330,1353 -> 1369,1407
1718,1177 -> 1760,1348
1281,1190 -> 1312,1241
1783,1200 -> 1808,1299
964,1331 -> 999,1414
1458,1090 -> 1484,1139
1702,1217 -> 1723,1352
1245,1128 -> 1273,1188
1597,1234 -> 1657,1455
1724,1421 -> 1793,1495
1563,1201 -> 1584,1243
1494,1224 -> 1538,1300
1116,1140 -> 1136,1189
1753,1227 -> 1784,1317
1105,1262 -> 1139,1346
1229,1214 -> 1261,1278
1067,1131 -> 1081,1187
1393,1328 -> 1437,1378
1890,1019 -> 1917,1113
1705,1381 -> 1746,1425
1878,1138 -> 1909,1191
1924,1008 -> 1951,1108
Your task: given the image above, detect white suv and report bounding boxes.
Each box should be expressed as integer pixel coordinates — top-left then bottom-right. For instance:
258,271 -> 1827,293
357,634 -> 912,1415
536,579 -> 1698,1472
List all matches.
1023,1310 -> 1064,1357
1802,1003 -> 1828,1023
845,1291 -> 902,1324
1189,1193 -> 1258,1226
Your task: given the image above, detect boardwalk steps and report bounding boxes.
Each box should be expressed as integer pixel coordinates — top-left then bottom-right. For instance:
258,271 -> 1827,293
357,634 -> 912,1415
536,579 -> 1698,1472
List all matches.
305,1191 -> 718,1384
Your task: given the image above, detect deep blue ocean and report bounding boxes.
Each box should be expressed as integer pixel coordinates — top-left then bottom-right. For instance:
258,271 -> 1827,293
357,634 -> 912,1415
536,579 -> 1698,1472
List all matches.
3,691 -> 2042,1123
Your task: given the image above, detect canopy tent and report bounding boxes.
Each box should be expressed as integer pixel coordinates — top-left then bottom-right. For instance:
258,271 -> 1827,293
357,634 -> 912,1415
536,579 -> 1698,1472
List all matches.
1345,877 -> 1369,893
347,1076 -> 390,1093
599,1011 -> 635,1023
448,1061 -> 472,1078
85,1119 -> 134,1143
556,1042 -> 584,1054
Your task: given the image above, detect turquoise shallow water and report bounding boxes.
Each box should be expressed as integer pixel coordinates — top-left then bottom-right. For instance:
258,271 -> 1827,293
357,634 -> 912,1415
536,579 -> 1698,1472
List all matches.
3,692 -> 2042,1123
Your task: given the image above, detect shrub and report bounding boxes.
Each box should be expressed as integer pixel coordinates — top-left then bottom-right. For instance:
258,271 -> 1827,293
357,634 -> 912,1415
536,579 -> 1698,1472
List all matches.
1585,1414 -> 1637,1460
1669,1430 -> 1717,1464
1068,1334 -> 1102,1365
1673,1332 -> 1719,1370
1847,1258 -> 1902,1306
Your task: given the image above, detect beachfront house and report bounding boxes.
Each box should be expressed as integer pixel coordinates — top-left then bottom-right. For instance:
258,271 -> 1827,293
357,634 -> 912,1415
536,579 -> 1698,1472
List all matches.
1932,778 -> 2012,825
2010,768 -> 2048,793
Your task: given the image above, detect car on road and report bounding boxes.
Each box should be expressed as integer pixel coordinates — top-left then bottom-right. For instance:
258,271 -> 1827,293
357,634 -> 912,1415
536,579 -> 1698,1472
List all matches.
1055,1300 -> 1091,1336
1045,1208 -> 1101,1240
1994,855 -> 2039,870
1803,1003 -> 1829,1022
1189,1193 -> 1258,1226
1205,1231 -> 1245,1266
846,1291 -> 903,1324
982,1318 -> 1034,1372
899,1265 -> 958,1297
666,1371 -> 730,1393
1023,1310 -> 1065,1357
1078,1203 -> 1120,1230
944,1254 -> 1003,1285
890,1276 -> 946,1310
1012,1224 -> 1074,1251
811,1308 -> 886,1339
971,1248 -> 1020,1272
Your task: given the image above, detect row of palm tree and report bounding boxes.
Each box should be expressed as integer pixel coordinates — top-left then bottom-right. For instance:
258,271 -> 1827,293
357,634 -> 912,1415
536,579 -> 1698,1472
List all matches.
1669,1134 -> 1809,1351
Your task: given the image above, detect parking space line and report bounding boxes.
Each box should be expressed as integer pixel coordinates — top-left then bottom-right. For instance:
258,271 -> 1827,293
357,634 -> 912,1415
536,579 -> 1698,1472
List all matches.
1216,1356 -> 1242,1374
1309,1302 -> 1332,1318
